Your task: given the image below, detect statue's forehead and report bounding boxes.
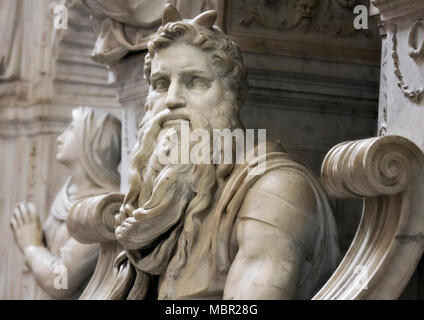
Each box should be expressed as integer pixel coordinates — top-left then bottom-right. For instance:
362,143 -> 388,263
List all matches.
150,43 -> 214,75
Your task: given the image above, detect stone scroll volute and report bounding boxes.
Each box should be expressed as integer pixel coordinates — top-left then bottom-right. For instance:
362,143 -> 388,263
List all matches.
67,193 -> 125,300
314,135 -> 424,299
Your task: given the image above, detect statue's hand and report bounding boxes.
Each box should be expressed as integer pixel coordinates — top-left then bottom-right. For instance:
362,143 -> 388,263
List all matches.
10,202 -> 43,254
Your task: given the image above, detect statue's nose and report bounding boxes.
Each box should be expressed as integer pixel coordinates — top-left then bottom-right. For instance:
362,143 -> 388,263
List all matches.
165,81 -> 186,109
56,133 -> 64,144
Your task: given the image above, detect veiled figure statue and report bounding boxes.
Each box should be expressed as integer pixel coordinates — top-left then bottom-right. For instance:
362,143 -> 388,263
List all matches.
72,4 -> 341,300
10,107 -> 121,299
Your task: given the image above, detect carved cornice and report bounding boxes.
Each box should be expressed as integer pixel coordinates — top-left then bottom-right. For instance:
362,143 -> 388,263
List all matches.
226,0 -> 381,63
314,135 -> 424,299
372,0 -> 424,23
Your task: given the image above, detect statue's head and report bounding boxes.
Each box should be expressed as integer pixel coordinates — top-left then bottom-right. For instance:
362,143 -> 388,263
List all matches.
114,6 -> 248,271
56,107 -> 121,191
143,4 -> 248,129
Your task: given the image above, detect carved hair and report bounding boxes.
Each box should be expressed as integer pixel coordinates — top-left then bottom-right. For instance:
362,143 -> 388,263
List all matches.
143,8 -> 248,109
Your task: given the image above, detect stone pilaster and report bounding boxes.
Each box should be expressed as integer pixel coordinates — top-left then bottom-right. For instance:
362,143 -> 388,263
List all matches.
372,0 -> 424,299
372,0 -> 424,147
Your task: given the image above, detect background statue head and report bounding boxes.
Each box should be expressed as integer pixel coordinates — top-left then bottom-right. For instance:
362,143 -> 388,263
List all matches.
56,107 -> 121,191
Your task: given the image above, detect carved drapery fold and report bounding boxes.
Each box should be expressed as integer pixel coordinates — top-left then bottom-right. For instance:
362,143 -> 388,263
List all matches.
314,135 -> 424,299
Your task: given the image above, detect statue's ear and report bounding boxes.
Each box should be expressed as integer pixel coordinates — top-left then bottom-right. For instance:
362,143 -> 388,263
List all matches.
192,10 -> 217,29
162,3 -> 182,26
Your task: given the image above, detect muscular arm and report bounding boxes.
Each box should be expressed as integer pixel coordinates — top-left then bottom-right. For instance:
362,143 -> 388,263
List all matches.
223,168 -> 317,300
24,237 -> 99,299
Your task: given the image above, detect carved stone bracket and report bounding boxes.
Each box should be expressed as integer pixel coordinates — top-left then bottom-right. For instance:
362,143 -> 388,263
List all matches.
314,135 -> 424,299
391,24 -> 424,103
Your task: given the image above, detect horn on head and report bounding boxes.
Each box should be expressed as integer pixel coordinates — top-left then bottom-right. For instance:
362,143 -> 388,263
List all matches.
191,10 -> 217,29
162,3 -> 182,26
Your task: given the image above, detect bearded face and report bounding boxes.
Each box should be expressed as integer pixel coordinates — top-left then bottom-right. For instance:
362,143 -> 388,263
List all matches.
114,42 -> 241,256
296,0 -> 318,22
289,0 -> 319,33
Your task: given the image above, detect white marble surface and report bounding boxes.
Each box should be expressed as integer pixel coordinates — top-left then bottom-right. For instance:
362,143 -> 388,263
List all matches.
77,5 -> 341,300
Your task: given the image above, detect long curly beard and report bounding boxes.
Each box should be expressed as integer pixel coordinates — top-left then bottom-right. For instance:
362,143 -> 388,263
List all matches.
114,94 -> 239,275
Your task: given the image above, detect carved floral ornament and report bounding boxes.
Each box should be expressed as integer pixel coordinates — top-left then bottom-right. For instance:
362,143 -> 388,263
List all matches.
391,23 -> 424,103
408,19 -> 424,59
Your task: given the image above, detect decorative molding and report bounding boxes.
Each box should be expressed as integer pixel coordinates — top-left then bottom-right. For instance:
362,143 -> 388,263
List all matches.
314,135 -> 424,299
236,0 -> 367,36
378,38 -> 388,136
391,24 -> 424,103
229,32 -> 380,63
408,19 -> 424,59
226,0 -> 380,63
371,0 -> 424,23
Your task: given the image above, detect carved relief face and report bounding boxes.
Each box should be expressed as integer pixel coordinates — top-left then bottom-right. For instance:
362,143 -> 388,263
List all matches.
147,43 -> 228,127
296,0 -> 318,21
56,120 -> 80,164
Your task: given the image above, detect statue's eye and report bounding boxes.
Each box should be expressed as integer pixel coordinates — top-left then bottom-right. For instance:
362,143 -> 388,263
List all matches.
153,79 -> 169,92
190,77 -> 211,89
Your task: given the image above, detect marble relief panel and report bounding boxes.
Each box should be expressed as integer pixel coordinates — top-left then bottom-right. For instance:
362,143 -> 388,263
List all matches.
227,0 -> 380,61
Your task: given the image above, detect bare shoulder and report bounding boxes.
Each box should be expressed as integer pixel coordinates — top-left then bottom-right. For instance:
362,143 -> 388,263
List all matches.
248,167 -> 318,217
234,166 -> 320,259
